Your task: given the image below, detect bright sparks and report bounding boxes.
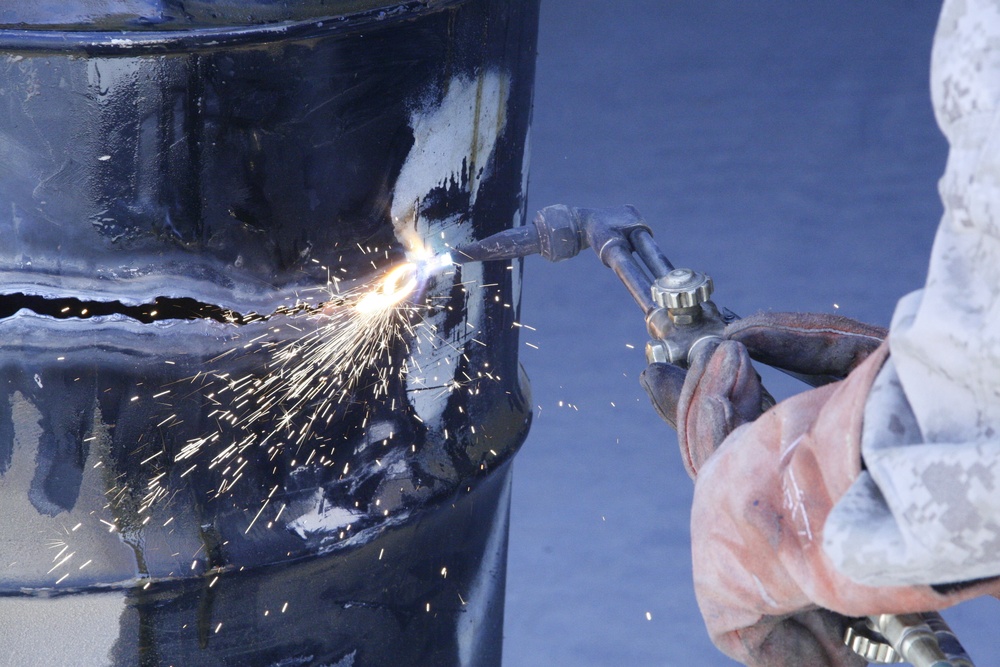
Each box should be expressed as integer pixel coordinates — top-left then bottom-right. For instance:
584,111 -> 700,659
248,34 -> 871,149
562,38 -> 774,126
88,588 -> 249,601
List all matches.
137,255 -> 457,512
354,262 -> 419,313
178,267 -> 418,456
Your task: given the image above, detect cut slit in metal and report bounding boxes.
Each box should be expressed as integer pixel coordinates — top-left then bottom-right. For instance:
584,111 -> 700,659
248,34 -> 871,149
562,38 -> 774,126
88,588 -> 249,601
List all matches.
0,292 -> 342,326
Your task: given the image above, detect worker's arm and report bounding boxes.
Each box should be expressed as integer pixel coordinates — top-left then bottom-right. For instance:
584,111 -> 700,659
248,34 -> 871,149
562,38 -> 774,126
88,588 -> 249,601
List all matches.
821,0 -> 1000,590
644,334 -> 1000,667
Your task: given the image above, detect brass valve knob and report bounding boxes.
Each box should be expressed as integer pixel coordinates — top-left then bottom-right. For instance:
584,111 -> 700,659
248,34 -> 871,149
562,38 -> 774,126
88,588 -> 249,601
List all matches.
844,620 -> 903,664
651,268 -> 714,310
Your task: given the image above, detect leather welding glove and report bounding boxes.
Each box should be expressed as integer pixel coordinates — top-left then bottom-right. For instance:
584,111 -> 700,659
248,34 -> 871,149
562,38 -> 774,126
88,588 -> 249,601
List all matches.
639,312 -> 998,667
640,311 -> 887,478
724,311 -> 888,384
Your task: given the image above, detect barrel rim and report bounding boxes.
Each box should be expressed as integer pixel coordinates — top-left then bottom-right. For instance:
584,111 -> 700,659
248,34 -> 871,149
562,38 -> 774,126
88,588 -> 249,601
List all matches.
0,0 -> 465,55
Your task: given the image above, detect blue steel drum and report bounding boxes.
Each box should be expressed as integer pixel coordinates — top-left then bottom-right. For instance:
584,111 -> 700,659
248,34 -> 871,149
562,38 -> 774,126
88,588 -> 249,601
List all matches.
0,1 -> 538,664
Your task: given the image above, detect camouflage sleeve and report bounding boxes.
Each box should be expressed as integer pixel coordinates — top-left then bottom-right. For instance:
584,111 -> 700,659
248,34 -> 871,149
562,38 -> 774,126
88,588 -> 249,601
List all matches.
823,342 -> 1000,587
823,0 -> 1000,587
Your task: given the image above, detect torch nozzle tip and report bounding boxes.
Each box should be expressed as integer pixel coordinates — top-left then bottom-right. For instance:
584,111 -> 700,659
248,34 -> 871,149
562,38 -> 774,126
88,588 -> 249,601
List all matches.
415,252 -> 454,278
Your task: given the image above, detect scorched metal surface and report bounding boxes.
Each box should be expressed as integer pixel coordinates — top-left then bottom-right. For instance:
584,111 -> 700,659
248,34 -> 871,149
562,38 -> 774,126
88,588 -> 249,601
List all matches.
0,1 -> 538,665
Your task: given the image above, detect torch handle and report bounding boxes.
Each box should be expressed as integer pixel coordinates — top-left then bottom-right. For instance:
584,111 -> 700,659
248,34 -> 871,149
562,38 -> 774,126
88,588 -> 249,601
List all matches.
865,612 -> 975,667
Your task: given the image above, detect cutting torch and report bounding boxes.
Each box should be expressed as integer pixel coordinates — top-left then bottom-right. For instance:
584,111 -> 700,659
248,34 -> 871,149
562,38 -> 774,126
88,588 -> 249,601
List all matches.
447,204 -> 976,667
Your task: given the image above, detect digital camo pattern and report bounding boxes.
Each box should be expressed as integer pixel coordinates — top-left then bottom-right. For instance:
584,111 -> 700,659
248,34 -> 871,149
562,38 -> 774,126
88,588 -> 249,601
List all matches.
825,356 -> 1000,585
823,0 -> 1000,587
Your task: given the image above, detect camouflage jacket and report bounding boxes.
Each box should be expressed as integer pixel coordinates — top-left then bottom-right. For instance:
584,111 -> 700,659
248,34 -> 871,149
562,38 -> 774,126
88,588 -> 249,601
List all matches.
823,0 -> 1000,587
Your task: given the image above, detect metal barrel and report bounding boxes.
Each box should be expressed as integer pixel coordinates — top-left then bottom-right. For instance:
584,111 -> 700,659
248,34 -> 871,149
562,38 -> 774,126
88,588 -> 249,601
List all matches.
0,1 -> 538,664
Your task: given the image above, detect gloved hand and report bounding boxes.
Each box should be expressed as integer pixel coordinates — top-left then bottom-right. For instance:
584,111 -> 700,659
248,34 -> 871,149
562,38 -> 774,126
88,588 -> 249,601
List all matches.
642,312 -> 886,479
640,312 -> 997,667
